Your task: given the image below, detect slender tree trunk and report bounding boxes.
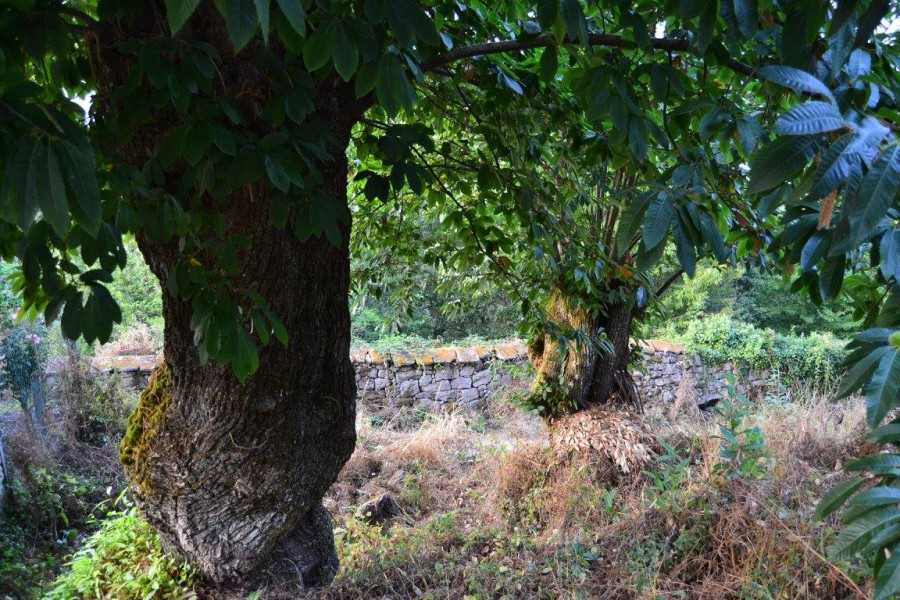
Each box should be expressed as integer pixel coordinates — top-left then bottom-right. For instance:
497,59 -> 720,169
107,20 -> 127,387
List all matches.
529,287 -> 636,418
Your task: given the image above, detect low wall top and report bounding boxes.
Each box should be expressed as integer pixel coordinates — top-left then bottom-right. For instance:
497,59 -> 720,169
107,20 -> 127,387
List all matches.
89,339 -> 685,374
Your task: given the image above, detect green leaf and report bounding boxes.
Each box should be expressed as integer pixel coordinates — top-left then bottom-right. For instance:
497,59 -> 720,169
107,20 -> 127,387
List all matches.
55,141 -> 101,236
800,231 -> 830,271
60,292 -> 83,340
561,0 -> 588,45
838,345 -> 891,399
214,0 -> 260,52
847,453 -> 900,475
869,423 -> 900,445
537,0 -> 559,30
616,192 -> 653,255
810,134 -> 858,200
699,214 -> 727,261
875,549 -> 900,600
813,476 -> 865,521
864,349 -> 900,428
774,101 -> 845,136
818,253 -> 845,302
732,0 -> 757,38
232,327 -> 259,382
11,137 -> 40,231
642,193 -> 674,249
879,229 -> 900,283
41,143 -> 70,238
253,0 -> 270,45
332,24 -> 358,81
375,53 -> 417,116
760,65 -> 836,103
635,237 -> 666,272
747,136 -> 818,194
276,0 -> 305,35
695,0 -> 718,53
165,0 -> 202,34
303,21 -> 336,71
853,145 -> 900,245
830,508 -> 900,559
673,219 -> 697,277
852,487 -> 900,509
539,47 -> 558,82
264,154 -> 290,192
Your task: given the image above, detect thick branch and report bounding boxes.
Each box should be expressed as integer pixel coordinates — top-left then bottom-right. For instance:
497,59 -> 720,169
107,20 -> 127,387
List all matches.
422,34 -> 756,77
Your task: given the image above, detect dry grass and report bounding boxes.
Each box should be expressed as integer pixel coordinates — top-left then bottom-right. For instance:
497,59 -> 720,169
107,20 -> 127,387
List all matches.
221,385 -> 874,600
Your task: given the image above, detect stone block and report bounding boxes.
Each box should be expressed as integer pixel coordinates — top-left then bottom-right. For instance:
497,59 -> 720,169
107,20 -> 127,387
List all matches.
452,377 -> 472,389
395,369 -> 419,382
432,347 -> 458,364
367,350 -> 386,364
460,388 -> 480,405
435,390 -> 456,404
456,347 -> 481,363
459,365 -> 476,377
418,374 -> 434,387
398,380 -> 420,398
434,367 -> 456,381
373,378 -> 389,391
472,369 -> 493,387
391,352 -> 415,367
494,343 -> 524,361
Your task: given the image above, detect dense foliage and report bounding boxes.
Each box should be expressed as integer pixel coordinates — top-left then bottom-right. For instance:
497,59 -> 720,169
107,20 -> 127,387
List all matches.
0,0 -> 896,593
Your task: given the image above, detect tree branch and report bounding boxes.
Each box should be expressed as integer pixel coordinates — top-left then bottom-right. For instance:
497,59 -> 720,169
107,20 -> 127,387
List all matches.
421,34 -> 757,77
655,268 -> 685,298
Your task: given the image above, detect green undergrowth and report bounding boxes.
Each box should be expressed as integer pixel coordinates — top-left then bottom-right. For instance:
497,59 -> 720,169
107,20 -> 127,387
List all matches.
45,502 -> 200,600
352,333 -> 518,353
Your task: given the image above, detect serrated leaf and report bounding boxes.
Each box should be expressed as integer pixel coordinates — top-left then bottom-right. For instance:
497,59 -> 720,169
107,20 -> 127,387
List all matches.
760,65 -> 836,103
774,101 -> 845,135
852,145 -> 900,246
813,476 -> 865,521
214,0 -> 260,52
333,24 -> 358,81
747,135 -> 818,194
375,53 -> 417,116
852,487 -> 900,509
616,192 -> 653,255
880,229 -> 900,283
830,508 -> 900,560
276,0 -> 305,35
800,231 -> 830,271
864,349 -> 900,428
41,143 -> 70,238
561,0 -> 588,45
838,345 -> 891,399
253,0 -> 270,45
232,327 -> 259,382
875,548 -> 900,600
643,193 -> 674,249
165,0 -> 202,34
55,141 -> 101,236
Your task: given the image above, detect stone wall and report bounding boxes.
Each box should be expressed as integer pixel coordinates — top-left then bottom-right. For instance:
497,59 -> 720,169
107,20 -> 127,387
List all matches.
89,340 -> 772,411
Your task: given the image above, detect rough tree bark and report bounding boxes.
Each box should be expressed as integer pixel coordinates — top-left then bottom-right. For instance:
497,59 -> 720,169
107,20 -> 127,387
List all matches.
91,3 -> 360,588
529,287 -> 637,418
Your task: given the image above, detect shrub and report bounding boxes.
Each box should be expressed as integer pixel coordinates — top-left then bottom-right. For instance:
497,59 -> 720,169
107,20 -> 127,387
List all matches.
46,503 -> 200,600
682,314 -> 845,382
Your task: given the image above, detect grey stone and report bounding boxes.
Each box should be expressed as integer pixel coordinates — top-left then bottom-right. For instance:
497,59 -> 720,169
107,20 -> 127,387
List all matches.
460,388 -> 481,405
398,380 -> 420,398
472,369 -> 493,387
459,365 -> 476,377
435,390 -> 456,404
373,378 -> 388,391
452,377 -> 472,390
434,367 -> 456,382
418,374 -> 433,387
395,369 -> 419,383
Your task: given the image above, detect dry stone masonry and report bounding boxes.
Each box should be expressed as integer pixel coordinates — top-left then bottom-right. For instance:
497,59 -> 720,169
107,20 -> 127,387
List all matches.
90,340 -> 774,411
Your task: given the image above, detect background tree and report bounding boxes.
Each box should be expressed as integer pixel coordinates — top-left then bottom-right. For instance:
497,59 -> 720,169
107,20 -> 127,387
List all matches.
0,0 -> 895,592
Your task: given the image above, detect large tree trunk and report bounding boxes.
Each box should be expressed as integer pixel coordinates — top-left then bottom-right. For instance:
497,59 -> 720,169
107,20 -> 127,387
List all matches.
529,287 -> 637,418
121,202 -> 356,585
91,3 -> 360,587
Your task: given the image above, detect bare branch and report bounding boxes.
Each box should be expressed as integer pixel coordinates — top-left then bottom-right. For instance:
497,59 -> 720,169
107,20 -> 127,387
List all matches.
421,34 -> 756,77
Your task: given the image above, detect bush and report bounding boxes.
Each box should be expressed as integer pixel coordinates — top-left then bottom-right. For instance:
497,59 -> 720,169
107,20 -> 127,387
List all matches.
46,503 -> 200,600
682,314 -> 845,382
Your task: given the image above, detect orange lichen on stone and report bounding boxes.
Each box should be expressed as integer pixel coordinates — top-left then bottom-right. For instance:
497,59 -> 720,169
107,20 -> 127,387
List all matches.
415,352 -> 435,366
455,347 -> 480,364
367,350 -> 386,364
472,345 -> 493,360
391,352 -> 415,367
432,347 -> 458,364
494,344 -> 525,361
